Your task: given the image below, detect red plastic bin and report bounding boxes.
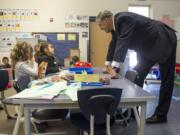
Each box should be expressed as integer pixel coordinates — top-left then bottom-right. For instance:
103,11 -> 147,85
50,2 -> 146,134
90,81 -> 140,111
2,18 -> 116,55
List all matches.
176,63 -> 180,74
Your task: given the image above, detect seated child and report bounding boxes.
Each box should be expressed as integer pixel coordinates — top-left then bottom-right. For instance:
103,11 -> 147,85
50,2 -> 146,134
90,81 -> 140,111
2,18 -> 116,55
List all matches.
1,57 -> 11,68
11,41 -> 38,81
70,55 -> 80,66
37,42 -> 59,75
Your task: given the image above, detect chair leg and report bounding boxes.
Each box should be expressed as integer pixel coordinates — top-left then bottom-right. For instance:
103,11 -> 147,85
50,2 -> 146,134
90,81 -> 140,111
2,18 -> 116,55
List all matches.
122,108 -> 132,126
31,120 -> 47,134
1,91 -> 12,119
31,119 -> 39,133
106,114 -> 111,135
12,104 -> 23,135
90,115 -> 94,135
115,108 -> 128,126
127,108 -> 132,121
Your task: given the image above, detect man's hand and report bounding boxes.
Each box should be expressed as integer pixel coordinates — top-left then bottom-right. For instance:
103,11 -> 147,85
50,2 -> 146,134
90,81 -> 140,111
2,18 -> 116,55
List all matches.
108,67 -> 119,79
103,66 -> 110,74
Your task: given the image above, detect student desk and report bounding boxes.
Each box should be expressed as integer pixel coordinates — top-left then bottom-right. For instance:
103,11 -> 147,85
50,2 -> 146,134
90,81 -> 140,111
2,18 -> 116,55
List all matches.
4,74 -> 155,135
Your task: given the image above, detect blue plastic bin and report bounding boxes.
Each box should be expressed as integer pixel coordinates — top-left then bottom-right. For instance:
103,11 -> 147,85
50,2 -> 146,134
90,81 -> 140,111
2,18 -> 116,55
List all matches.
68,67 -> 93,74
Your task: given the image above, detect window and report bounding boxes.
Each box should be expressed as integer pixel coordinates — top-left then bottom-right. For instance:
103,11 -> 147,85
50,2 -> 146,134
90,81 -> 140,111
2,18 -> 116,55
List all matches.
128,5 -> 150,68
128,5 -> 150,17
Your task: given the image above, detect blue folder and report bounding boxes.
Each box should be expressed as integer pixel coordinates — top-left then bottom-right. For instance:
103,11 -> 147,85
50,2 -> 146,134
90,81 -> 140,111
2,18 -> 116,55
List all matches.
68,81 -> 103,86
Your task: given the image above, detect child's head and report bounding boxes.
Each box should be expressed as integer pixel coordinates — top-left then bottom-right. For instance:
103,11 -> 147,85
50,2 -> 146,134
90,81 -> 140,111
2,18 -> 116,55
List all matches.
11,41 -> 33,67
2,57 -> 9,65
39,42 -> 54,56
71,55 -> 80,65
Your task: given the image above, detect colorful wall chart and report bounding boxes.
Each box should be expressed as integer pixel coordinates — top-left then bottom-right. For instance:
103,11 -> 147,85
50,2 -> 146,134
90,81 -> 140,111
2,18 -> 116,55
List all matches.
0,9 -> 39,32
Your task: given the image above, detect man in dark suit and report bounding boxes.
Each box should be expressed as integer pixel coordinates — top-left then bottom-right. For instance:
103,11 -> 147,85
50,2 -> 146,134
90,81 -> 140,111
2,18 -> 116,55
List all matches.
97,10 -> 177,123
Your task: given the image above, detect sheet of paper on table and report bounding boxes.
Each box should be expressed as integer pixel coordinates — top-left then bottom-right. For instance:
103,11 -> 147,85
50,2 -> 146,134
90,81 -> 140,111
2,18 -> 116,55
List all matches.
64,83 -> 81,101
9,82 -> 67,100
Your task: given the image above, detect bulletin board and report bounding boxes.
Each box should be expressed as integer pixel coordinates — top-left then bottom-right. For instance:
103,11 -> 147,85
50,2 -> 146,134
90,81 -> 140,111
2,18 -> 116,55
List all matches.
34,33 -> 79,65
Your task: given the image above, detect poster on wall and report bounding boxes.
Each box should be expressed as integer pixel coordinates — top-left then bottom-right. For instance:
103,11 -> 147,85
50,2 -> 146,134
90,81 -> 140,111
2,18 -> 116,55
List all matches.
0,8 -> 39,32
64,15 -> 89,29
82,32 -> 88,38
0,36 -> 16,52
68,34 -> 76,41
0,32 -> 33,53
57,34 -> 65,40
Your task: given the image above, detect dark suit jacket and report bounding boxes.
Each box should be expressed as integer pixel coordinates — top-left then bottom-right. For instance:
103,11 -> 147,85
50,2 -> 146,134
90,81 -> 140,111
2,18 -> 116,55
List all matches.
106,30 -> 117,62
109,12 -> 177,63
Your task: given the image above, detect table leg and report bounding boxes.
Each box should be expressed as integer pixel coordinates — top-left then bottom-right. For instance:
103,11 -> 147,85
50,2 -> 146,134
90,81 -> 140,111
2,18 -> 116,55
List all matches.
24,107 -> 31,135
133,107 -> 140,129
12,105 -> 23,135
139,103 -> 146,135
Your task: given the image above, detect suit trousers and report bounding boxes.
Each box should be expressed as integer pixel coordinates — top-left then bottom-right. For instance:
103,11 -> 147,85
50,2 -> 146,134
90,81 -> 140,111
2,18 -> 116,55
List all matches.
133,43 -> 176,117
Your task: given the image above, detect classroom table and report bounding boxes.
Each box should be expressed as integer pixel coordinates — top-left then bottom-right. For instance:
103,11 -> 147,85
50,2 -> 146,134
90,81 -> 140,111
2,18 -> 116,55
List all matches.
4,70 -> 155,135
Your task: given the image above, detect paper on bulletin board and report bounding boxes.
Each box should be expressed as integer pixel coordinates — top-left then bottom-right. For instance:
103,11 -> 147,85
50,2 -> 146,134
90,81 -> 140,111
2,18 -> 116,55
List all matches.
74,74 -> 100,82
68,34 -> 76,41
57,34 -> 65,40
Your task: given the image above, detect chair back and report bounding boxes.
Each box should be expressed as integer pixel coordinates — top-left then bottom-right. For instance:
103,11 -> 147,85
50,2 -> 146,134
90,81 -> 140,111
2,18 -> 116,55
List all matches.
78,88 -> 122,124
13,75 -> 30,93
0,70 -> 9,91
125,70 -> 138,82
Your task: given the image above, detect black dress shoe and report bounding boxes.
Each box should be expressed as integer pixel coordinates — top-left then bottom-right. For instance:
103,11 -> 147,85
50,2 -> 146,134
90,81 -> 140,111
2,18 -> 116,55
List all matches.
146,114 -> 167,124
34,122 -> 48,133
0,106 -> 3,110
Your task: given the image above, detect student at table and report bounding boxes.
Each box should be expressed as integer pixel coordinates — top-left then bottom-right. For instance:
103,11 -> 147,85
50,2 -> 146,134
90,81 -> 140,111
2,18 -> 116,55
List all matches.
36,42 -> 59,75
10,41 -> 38,81
35,42 -> 68,132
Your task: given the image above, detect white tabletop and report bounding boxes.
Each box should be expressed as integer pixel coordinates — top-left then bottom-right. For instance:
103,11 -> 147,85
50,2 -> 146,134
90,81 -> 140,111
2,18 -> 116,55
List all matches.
4,77 -> 155,105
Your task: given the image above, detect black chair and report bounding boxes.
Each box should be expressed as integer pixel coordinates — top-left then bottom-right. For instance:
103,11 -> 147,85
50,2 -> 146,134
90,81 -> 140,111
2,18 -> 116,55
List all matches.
70,88 -> 122,135
13,75 -> 31,93
0,69 -> 12,119
116,70 -> 138,125
125,70 -> 138,82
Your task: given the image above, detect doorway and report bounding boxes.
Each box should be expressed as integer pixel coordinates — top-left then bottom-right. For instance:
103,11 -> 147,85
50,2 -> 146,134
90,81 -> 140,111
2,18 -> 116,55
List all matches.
89,17 -> 111,67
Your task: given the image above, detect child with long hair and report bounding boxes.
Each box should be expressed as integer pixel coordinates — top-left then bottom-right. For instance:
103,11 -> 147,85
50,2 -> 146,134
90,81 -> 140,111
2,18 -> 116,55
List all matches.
11,41 -> 38,80
37,42 -> 59,75
34,42 -> 68,132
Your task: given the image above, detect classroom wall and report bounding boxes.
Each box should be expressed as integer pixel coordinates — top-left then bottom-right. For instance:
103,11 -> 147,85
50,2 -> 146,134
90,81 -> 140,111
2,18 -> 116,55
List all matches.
1,0 -> 180,62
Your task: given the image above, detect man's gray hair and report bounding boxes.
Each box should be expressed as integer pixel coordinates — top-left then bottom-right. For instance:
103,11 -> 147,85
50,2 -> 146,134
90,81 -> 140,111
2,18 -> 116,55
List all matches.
97,10 -> 113,21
